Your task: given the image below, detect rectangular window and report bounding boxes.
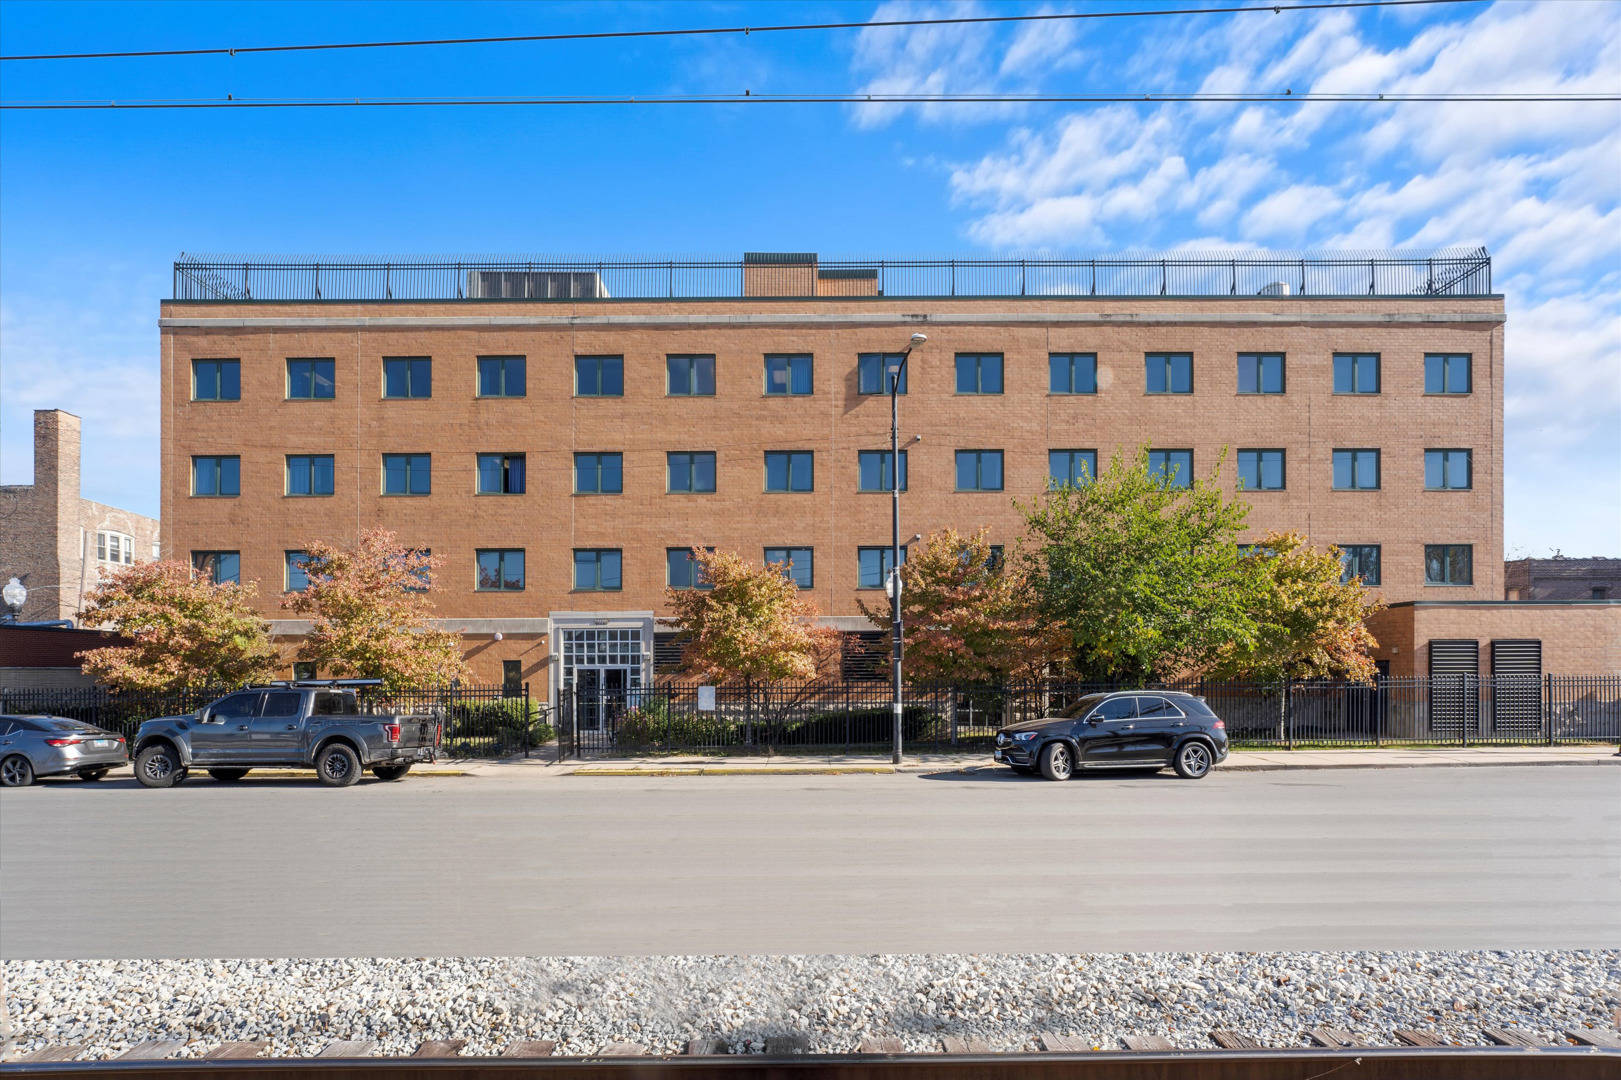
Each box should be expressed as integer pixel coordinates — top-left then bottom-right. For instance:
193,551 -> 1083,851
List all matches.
857,546 -> 907,589
573,548 -> 623,591
191,455 -> 240,497
192,551 -> 240,585
857,450 -> 907,492
477,453 -> 526,495
1237,353 -> 1285,394
955,449 -> 1004,491
1332,449 -> 1381,490
1425,544 -> 1473,585
476,549 -> 526,591
1048,449 -> 1098,489
1237,449 -> 1286,491
286,358 -> 336,399
765,451 -> 814,492
477,356 -> 526,398
192,359 -> 241,401
765,547 -> 814,589
1145,353 -> 1193,394
574,452 -> 623,494
667,451 -> 717,493
399,548 -> 431,592
285,551 -> 313,593
765,354 -> 814,395
382,357 -> 432,399
1049,353 -> 1098,395
955,353 -> 1004,394
666,547 -> 714,590
1425,353 -> 1472,395
1333,353 -> 1380,394
382,453 -> 431,495
1147,449 -> 1194,489
1425,449 -> 1472,490
1339,545 -> 1382,586
667,355 -> 716,396
576,355 -> 624,397
286,454 -> 335,497
97,532 -> 133,565
858,353 -> 908,395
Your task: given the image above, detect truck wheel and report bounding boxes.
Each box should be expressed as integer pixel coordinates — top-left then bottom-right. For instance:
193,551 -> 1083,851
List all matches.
135,745 -> 182,788
1,755 -> 35,787
372,764 -> 411,781
77,768 -> 110,781
316,743 -> 361,787
208,768 -> 249,782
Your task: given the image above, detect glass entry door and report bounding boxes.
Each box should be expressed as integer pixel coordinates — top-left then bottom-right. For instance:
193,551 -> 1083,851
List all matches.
576,666 -> 630,732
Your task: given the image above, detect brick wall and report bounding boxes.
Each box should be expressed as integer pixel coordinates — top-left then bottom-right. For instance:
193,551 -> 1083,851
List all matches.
1366,602 -> 1621,676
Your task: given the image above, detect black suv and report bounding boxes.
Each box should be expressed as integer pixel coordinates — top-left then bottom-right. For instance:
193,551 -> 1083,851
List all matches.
993,690 -> 1228,781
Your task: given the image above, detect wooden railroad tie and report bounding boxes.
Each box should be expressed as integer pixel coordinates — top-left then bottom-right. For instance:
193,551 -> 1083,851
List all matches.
1394,1029 -> 1448,1047
17,1046 -> 86,1063
1037,1033 -> 1090,1052
1122,1034 -> 1177,1051
685,1037 -> 729,1055
1564,1028 -> 1621,1049
412,1039 -> 468,1058
940,1036 -> 992,1054
204,1041 -> 269,1059
1307,1026 -> 1375,1049
315,1040 -> 376,1058
114,1040 -> 184,1060
857,1037 -> 905,1054
600,1042 -> 646,1056
1482,1027 -> 1543,1048
501,1040 -> 558,1057
1210,1030 -> 1265,1050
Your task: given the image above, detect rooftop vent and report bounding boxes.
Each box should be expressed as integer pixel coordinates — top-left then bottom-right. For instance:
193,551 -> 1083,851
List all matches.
1257,282 -> 1292,297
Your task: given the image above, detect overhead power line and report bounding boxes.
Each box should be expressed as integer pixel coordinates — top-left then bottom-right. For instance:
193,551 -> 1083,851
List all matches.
3,91 -> 1612,111
0,0 -> 1482,63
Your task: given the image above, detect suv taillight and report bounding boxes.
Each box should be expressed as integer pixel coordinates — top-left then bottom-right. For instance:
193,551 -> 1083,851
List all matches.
384,723 -> 400,743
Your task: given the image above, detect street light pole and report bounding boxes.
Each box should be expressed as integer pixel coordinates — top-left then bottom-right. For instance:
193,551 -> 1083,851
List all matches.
890,333 -> 927,765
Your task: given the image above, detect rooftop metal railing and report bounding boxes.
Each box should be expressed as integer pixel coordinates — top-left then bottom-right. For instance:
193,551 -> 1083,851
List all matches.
171,247 -> 1493,301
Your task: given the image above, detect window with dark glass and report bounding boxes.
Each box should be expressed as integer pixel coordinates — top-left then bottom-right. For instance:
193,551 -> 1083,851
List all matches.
1237,449 -> 1286,491
765,547 -> 814,589
1332,449 -> 1380,490
574,549 -> 622,591
477,549 -> 525,591
192,455 -> 240,497
193,359 -> 241,401
192,551 -> 240,585
477,453 -> 525,495
576,355 -> 624,397
1048,449 -> 1097,489
765,354 -> 814,395
383,357 -> 431,399
667,547 -> 714,590
667,355 -> 716,396
1147,449 -> 1193,488
955,353 -> 1003,394
1333,353 -> 1380,394
1425,449 -> 1472,490
765,451 -> 814,492
1425,353 -> 1471,395
287,358 -> 336,399
574,452 -> 623,494
286,454 -> 334,496
1339,544 -> 1381,586
858,353 -> 908,395
858,450 -> 907,492
1425,544 -> 1473,585
858,546 -> 907,589
668,452 -> 716,493
1049,354 -> 1097,394
1145,353 -> 1193,394
956,450 -> 1004,491
285,551 -> 313,593
477,356 -> 526,398
1237,353 -> 1285,394
382,453 -> 431,495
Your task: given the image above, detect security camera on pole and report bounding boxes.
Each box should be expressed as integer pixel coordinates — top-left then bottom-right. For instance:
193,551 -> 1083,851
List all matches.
890,332 -> 927,764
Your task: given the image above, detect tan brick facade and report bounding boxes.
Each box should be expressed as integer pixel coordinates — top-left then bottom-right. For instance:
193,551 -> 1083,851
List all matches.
1366,602 -> 1621,677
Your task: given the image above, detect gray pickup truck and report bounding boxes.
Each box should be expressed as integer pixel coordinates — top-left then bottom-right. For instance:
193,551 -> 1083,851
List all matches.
133,680 -> 441,788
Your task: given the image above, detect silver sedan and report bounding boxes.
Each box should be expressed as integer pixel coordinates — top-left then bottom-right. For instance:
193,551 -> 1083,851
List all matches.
0,714 -> 129,786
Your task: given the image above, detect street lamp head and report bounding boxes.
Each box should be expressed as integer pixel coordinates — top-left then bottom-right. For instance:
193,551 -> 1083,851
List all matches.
909,332 -> 928,345
2,576 -> 26,616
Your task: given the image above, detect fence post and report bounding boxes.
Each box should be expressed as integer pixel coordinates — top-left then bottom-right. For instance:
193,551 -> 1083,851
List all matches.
1545,672 -> 1554,746
523,683 -> 531,758
1284,682 -> 1293,750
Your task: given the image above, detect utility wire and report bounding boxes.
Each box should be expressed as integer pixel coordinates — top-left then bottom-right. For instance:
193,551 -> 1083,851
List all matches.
3,91 -> 1612,110
0,0 -> 1482,62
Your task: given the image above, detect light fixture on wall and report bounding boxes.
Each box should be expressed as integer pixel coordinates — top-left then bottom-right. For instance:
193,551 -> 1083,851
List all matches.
2,577 -> 25,622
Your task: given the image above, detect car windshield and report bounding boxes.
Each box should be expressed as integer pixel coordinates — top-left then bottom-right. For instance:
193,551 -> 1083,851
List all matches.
1056,693 -> 1110,719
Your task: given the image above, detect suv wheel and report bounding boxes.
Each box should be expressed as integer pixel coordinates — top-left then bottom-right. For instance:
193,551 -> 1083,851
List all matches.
1173,740 -> 1213,780
1,755 -> 35,787
135,745 -> 182,788
316,743 -> 362,787
1038,741 -> 1073,782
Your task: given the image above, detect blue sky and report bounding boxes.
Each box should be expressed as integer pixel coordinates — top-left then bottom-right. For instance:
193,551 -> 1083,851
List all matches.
2,0 -> 1616,556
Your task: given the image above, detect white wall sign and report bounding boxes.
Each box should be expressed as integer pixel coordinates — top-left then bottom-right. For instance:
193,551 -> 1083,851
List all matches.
697,685 -> 716,712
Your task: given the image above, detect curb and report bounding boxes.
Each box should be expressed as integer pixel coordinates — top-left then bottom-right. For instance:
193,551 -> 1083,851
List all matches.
570,765 -> 898,776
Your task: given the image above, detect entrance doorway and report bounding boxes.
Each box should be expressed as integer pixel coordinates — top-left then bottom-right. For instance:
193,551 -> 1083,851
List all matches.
559,627 -> 646,748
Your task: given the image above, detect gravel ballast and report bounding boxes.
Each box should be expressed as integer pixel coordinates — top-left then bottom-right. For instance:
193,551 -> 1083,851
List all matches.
5,951 -> 1618,1058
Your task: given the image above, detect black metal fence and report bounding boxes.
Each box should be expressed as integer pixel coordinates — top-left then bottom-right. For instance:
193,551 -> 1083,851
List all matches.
0,683 -> 552,760
560,676 -> 1621,757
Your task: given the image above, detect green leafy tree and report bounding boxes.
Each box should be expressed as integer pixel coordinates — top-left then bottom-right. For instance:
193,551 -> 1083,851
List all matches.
281,529 -> 472,690
665,547 -> 841,684
76,559 -> 280,691
1016,446 -> 1258,682
857,526 -> 1058,683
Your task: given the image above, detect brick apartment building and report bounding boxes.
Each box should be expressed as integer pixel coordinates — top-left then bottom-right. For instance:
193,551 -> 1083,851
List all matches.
159,248 -> 1534,699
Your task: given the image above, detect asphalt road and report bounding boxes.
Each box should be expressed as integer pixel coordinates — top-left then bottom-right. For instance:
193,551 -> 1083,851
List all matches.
3,765 -> 1617,959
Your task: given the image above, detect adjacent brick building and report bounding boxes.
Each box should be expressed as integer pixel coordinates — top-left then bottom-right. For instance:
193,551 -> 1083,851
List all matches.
159,249 -> 1513,698
1504,556 -> 1620,601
